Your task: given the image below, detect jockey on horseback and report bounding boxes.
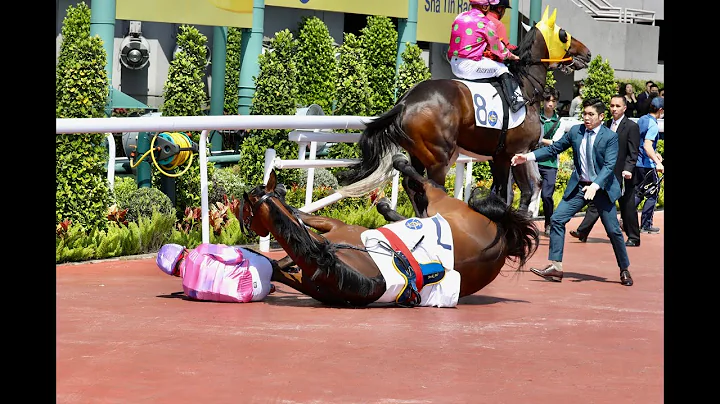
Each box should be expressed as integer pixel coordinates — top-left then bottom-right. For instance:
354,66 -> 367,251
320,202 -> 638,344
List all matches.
448,0 -> 524,112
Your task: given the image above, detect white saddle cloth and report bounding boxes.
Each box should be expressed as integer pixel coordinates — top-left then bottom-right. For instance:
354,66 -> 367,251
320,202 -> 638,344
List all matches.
454,79 -> 526,130
360,214 -> 460,308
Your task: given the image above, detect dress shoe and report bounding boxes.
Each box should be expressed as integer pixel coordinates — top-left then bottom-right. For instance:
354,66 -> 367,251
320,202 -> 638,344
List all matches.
641,226 -> 660,234
543,225 -> 550,236
569,230 -> 587,242
625,239 -> 640,247
620,270 -> 633,286
530,264 -> 563,282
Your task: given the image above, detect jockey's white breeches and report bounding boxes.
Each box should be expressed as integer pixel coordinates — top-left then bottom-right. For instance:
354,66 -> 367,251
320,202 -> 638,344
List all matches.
450,56 -> 509,80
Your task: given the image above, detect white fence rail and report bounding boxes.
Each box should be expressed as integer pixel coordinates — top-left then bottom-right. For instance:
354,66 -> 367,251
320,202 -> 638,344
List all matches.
56,115 -> 664,250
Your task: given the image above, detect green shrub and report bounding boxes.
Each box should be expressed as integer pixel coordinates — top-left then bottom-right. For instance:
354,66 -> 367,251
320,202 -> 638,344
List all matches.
396,42 -> 431,100
584,55 -> 616,108
158,25 -> 214,215
295,16 -> 337,114
112,176 -> 138,207
56,1 -> 112,232
329,32 -> 371,175
238,29 -> 301,187
209,167 -> 247,203
223,27 -> 242,115
124,187 -> 176,223
296,168 -> 339,189
360,16 -> 398,116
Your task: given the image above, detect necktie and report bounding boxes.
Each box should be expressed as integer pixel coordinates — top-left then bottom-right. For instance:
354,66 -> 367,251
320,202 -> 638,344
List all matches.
584,129 -> 596,181
610,120 -> 618,132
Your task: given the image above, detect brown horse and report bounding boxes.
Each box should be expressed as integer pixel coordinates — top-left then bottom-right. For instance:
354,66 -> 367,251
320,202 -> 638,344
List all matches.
337,7 -> 592,216
238,154 -> 538,307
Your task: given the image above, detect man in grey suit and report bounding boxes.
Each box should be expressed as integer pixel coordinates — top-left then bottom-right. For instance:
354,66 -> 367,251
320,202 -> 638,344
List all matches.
511,98 -> 633,286
570,94 -> 641,246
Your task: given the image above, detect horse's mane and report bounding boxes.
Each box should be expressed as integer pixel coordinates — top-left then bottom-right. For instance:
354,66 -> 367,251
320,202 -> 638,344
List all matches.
507,26 -> 540,81
261,192 -> 380,298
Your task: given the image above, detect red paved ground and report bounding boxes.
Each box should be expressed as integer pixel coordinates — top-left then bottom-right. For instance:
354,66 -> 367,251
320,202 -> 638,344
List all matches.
57,212 -> 663,404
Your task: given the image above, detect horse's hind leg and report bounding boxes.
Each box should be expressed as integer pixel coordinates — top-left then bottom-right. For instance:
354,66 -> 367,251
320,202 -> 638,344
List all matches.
376,197 -> 408,222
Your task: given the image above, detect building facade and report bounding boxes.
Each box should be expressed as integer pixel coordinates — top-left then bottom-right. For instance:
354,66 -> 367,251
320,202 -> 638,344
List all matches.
56,0 -> 663,109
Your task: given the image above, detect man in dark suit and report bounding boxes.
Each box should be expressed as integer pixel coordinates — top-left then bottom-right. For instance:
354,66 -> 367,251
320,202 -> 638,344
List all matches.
636,83 -> 659,117
511,98 -> 633,286
636,80 -> 655,106
570,94 -> 641,246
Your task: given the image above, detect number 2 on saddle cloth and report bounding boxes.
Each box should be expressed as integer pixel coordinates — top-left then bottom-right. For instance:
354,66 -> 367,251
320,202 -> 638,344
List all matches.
376,227 -> 446,307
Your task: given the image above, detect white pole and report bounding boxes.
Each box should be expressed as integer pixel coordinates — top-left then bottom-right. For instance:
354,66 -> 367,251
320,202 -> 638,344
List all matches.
454,163 -> 465,200
56,115 -> 373,134
105,133 -> 115,190
299,192 -> 344,213
304,141 -> 318,207
199,130 -> 210,244
463,160 -> 474,203
259,149 -> 277,252
390,170 -> 399,209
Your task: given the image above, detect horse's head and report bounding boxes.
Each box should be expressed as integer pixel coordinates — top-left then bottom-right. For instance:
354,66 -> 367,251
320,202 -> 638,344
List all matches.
534,6 -> 591,73
240,170 -> 282,238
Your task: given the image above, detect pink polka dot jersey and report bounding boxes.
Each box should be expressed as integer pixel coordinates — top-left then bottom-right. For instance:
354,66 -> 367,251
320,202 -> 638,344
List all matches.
447,8 -> 511,62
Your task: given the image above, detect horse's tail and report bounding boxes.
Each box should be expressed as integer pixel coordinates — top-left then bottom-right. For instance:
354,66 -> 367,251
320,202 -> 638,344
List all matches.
468,189 -> 540,270
336,103 -> 407,198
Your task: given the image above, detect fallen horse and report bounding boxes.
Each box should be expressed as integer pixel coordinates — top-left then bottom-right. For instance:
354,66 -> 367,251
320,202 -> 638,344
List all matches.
235,154 -> 539,307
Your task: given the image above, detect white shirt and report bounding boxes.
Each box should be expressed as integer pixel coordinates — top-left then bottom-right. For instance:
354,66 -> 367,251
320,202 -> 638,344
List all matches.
579,127 -> 599,182
610,116 -> 623,132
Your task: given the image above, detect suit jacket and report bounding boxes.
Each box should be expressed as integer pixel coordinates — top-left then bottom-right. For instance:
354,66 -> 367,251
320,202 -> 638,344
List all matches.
605,117 -> 640,181
533,124 -> 622,202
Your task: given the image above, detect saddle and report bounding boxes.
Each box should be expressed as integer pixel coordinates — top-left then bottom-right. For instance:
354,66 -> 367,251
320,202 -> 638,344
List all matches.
465,73 -> 524,153
376,227 -> 446,307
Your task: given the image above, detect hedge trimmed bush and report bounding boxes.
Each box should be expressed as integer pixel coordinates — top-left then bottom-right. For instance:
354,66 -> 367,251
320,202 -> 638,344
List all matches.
396,42 -> 431,100
157,25 -> 216,215
238,29 -> 301,187
295,16 -> 337,114
56,1 -> 112,232
360,16 -> 398,116
123,187 -> 176,224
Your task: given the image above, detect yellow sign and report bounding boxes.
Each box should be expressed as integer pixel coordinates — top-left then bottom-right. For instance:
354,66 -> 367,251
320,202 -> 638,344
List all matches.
417,1 -> 511,43
209,0 -> 253,13
116,0 -> 253,28
266,0 -> 408,18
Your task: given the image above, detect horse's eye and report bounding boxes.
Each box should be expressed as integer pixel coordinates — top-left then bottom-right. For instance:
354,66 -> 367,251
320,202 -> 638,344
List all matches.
558,29 -> 568,43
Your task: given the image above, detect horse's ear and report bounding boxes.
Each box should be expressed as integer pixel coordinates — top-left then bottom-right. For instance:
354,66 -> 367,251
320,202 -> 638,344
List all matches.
548,8 -> 557,28
265,170 -> 277,193
540,5 -> 549,23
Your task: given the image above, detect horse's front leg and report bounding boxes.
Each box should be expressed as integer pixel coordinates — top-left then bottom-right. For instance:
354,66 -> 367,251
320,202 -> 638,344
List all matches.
294,211 -> 349,234
376,197 -> 408,222
489,158 -> 512,207
511,162 -> 540,217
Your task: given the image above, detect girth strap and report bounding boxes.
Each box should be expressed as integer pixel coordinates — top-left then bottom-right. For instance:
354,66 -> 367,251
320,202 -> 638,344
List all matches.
376,227 -> 424,291
488,80 -> 510,154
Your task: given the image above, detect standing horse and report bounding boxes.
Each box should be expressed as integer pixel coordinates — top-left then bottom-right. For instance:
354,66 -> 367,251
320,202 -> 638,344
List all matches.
336,7 -> 592,216
237,154 -> 538,307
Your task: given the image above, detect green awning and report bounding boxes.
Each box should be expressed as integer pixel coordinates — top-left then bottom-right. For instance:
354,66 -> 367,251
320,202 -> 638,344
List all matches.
109,88 -> 151,110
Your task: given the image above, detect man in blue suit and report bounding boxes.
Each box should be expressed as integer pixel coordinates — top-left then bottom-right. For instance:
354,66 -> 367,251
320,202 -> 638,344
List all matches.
511,98 -> 633,286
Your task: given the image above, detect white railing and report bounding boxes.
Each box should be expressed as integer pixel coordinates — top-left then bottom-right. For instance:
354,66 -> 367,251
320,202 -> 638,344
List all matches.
570,0 -> 656,25
57,115 -> 372,245
56,115 -> 664,249
262,129 -> 481,252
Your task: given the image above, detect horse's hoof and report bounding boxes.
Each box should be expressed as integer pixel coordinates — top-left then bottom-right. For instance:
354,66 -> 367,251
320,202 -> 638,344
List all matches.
392,154 -> 408,169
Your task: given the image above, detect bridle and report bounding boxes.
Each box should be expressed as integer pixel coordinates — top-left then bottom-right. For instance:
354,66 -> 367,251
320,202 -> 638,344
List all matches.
240,191 -> 275,235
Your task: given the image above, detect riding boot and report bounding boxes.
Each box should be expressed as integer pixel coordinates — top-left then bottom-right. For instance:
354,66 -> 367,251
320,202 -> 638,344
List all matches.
500,73 -> 524,113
